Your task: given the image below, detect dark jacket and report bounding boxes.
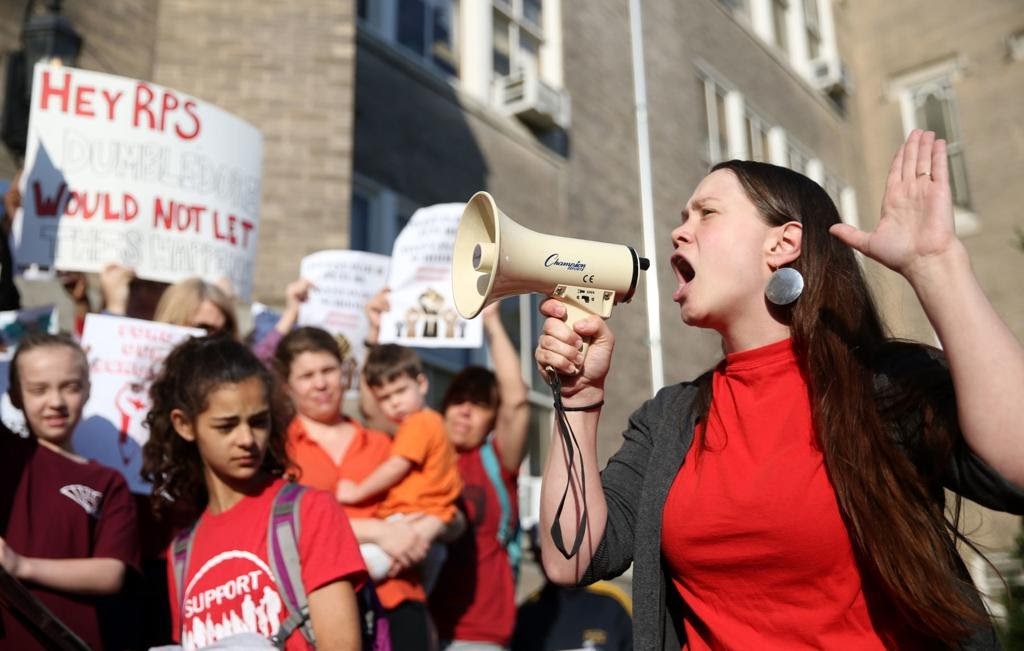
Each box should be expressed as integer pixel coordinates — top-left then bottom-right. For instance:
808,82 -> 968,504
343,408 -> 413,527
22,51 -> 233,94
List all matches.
581,345 -> 1024,651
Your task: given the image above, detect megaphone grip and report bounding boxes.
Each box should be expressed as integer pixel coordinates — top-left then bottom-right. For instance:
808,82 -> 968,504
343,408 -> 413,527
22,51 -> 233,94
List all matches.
556,297 -> 609,363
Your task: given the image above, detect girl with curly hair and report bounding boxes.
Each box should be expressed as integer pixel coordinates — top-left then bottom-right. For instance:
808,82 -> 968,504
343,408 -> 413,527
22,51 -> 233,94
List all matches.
142,335 -> 366,650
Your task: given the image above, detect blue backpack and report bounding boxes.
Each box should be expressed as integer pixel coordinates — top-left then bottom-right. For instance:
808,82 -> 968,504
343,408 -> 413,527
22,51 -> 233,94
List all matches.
171,481 -> 391,650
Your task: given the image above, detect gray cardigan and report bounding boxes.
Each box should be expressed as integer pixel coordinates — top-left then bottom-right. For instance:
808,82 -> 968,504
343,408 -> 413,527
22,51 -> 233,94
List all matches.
581,353 -> 1024,651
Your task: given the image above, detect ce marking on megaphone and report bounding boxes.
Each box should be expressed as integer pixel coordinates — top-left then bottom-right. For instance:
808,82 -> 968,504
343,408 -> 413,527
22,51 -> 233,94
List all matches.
582,274 -> 596,284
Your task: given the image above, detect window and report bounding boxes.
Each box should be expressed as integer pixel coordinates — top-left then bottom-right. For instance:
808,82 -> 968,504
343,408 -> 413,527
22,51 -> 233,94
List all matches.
821,169 -> 843,206
1009,29 -> 1024,62
771,0 -> 789,53
745,110 -> 772,162
492,0 -> 544,80
891,63 -> 972,210
697,74 -> 731,164
803,0 -> 821,60
731,0 -> 840,93
350,176 -> 415,255
785,140 -> 812,175
698,69 -> 782,164
912,83 -> 971,208
358,0 -> 459,76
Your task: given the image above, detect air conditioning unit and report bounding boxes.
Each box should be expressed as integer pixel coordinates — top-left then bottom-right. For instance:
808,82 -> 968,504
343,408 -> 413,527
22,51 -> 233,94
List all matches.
495,68 -> 571,130
809,56 -> 853,97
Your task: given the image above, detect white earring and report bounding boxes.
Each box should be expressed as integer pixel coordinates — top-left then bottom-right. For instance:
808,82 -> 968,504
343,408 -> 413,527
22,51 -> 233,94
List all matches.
765,267 -> 804,306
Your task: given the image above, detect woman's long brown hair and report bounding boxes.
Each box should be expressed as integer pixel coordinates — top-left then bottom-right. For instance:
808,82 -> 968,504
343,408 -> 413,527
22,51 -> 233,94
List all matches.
707,160 -> 987,643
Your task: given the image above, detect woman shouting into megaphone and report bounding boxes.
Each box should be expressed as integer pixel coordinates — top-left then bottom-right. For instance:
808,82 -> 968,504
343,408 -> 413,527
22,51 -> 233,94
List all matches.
534,130 -> 1024,651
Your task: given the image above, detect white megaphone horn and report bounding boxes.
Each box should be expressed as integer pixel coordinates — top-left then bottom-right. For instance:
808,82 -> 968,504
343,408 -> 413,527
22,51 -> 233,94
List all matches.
452,191 -> 650,360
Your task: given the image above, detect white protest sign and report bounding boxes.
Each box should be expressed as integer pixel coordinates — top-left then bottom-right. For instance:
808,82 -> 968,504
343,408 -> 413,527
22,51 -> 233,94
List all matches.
0,305 -> 59,436
73,314 -> 202,493
298,250 -> 390,364
379,203 -> 482,348
16,63 -> 263,299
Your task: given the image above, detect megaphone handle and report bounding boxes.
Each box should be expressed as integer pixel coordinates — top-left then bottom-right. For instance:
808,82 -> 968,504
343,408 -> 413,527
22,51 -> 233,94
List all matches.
558,299 -> 605,365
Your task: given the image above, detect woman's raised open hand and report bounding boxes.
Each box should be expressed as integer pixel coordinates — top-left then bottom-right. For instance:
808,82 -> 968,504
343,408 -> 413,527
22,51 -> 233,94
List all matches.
830,129 -> 961,283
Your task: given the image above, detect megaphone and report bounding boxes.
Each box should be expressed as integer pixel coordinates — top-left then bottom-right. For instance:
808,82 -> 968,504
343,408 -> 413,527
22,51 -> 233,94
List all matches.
452,191 -> 649,358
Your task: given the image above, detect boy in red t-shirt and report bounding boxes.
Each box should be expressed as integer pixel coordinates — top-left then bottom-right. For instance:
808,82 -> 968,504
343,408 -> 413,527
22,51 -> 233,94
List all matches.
336,343 -> 462,587
0,332 -> 140,649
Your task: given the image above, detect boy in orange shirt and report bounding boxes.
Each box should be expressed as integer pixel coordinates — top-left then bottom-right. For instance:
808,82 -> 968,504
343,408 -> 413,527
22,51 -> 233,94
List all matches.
337,343 -> 462,589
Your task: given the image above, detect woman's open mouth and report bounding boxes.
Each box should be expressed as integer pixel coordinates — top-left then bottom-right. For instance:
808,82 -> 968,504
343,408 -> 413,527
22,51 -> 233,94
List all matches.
671,253 -> 695,301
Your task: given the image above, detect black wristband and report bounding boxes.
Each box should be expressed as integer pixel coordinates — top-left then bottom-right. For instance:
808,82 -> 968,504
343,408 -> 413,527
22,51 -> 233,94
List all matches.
560,399 -> 604,412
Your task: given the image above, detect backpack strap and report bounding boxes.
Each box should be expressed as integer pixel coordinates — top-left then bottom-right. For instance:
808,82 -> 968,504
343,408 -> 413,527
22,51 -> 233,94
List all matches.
479,437 -> 522,580
170,521 -> 198,621
266,481 -> 316,649
357,579 -> 393,651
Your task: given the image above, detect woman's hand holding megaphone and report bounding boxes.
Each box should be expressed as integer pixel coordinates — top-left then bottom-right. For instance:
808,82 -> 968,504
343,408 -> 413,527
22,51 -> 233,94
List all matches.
535,297 -> 614,409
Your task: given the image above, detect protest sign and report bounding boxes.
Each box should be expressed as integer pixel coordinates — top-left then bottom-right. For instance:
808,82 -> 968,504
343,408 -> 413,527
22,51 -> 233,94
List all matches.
379,203 -> 482,348
15,63 -> 263,299
0,305 -> 59,435
298,250 -> 390,364
73,314 -> 202,493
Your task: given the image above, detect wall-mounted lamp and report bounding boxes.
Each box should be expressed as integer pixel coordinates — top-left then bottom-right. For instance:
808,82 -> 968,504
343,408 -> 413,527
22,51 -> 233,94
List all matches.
1,0 -> 83,158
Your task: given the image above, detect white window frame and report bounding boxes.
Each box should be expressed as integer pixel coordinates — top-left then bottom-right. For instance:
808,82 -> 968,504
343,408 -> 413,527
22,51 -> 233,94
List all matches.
491,0 -> 545,77
744,109 -> 773,162
696,68 -> 738,164
887,58 -> 978,235
357,0 -> 460,78
691,71 -> 858,227
358,1 -> 569,119
458,1 -> 565,110
769,0 -> 791,55
802,0 -> 821,60
740,0 -> 842,90
785,137 -> 814,176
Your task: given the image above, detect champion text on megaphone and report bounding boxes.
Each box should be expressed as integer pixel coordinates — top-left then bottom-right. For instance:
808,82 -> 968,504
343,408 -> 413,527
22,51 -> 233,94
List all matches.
452,191 -> 649,357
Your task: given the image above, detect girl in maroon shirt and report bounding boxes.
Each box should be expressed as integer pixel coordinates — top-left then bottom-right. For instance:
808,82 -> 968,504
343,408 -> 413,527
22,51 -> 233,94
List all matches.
0,332 -> 140,649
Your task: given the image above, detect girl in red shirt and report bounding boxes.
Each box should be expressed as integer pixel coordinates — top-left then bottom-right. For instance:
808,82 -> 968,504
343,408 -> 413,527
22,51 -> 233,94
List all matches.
142,336 -> 365,650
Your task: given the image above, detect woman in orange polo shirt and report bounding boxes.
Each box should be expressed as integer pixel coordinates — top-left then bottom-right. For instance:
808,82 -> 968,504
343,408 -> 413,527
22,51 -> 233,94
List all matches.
273,328 -> 436,619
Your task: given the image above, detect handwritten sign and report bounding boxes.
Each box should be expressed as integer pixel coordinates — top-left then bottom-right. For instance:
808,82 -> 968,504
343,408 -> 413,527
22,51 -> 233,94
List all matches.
379,203 -> 482,348
73,314 -> 202,493
15,64 -> 263,299
298,250 -> 390,363
0,305 -> 59,436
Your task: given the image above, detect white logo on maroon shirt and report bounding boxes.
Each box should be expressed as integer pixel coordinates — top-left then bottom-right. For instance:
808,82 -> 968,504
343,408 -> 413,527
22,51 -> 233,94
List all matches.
59,484 -> 102,515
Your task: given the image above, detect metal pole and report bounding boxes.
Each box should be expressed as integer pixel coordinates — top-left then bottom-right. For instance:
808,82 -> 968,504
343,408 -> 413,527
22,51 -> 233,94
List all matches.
628,0 -> 665,392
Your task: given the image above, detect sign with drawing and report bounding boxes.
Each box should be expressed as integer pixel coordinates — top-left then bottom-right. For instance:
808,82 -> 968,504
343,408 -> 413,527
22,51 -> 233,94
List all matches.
73,314 -> 202,493
378,203 -> 482,349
